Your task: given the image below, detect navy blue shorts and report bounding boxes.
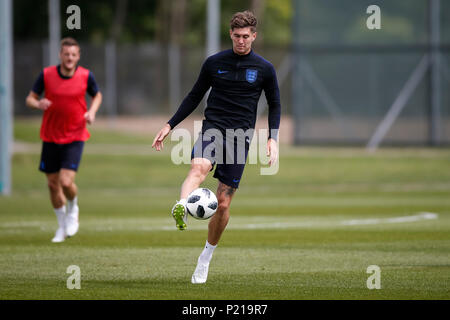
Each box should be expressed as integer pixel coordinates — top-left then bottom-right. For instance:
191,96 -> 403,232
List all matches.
39,141 -> 85,173
191,130 -> 251,189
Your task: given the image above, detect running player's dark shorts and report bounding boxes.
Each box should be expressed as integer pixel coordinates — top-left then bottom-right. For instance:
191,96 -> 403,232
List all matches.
191,129 -> 251,189
39,141 -> 85,173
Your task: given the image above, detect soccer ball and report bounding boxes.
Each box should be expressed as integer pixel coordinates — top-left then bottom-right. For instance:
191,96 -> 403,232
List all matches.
186,188 -> 218,220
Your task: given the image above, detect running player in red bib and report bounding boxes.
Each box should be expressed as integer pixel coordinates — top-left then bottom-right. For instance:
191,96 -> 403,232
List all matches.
26,37 -> 102,243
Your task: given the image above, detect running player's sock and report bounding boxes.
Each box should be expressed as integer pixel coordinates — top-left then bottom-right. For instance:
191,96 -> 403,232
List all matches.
65,195 -> 79,237
199,240 -> 217,265
67,196 -> 78,212
179,198 -> 187,206
54,206 -> 66,228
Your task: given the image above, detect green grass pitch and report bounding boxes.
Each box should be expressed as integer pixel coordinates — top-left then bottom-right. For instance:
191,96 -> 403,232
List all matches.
1,120 -> 449,299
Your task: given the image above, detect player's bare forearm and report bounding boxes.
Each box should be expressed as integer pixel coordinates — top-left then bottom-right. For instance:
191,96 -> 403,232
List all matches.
26,91 -> 51,111
25,92 -> 39,109
89,92 -> 102,115
85,92 -> 102,124
267,138 -> 279,166
152,123 -> 171,151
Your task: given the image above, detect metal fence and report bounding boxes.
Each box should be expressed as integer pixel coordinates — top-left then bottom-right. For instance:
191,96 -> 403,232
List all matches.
14,41 -> 291,117
13,0 -> 450,147
291,0 -> 450,147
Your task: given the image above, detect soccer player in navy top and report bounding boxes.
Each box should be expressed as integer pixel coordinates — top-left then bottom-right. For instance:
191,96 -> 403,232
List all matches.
152,11 -> 281,283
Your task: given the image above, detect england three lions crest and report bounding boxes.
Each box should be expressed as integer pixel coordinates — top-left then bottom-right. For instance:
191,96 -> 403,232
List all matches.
246,69 -> 258,83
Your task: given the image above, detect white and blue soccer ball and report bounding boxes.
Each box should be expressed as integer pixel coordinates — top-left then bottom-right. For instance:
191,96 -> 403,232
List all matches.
186,188 -> 218,220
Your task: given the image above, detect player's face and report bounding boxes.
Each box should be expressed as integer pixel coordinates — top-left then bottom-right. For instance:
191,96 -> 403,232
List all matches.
230,27 -> 257,55
59,45 -> 80,71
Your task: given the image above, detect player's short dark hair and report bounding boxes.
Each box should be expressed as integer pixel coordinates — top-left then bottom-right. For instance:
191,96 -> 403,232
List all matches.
230,11 -> 257,32
60,37 -> 80,51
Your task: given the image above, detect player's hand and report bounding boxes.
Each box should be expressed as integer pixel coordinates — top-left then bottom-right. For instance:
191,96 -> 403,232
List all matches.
84,110 -> 96,125
267,138 -> 278,166
152,124 -> 171,151
37,98 -> 52,111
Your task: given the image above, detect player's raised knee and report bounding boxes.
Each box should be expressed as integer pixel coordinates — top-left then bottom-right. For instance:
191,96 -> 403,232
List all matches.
47,179 -> 60,193
59,177 -> 73,189
190,162 -> 210,178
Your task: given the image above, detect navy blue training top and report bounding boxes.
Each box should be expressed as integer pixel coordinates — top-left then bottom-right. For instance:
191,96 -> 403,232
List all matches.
32,65 -> 99,97
167,49 -> 281,140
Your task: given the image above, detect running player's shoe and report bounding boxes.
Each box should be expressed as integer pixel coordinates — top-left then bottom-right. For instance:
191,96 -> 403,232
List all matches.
65,203 -> 79,237
171,202 -> 187,230
191,262 -> 209,284
52,227 -> 66,243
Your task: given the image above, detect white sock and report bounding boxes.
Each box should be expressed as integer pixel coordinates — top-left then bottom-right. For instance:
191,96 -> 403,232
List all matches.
67,196 -> 78,216
54,206 -> 66,228
198,240 -> 217,265
179,198 -> 187,206
67,196 -> 78,208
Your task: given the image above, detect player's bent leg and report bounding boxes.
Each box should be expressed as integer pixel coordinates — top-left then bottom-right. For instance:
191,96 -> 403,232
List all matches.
172,158 -> 212,231
180,158 -> 213,199
46,173 -> 67,243
208,182 -> 235,245
192,182 -> 235,284
46,173 -> 65,208
59,169 -> 77,200
60,169 -> 79,237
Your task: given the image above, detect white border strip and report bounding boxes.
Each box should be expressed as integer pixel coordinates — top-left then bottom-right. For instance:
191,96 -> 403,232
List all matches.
341,212 -> 438,226
0,212 -> 439,232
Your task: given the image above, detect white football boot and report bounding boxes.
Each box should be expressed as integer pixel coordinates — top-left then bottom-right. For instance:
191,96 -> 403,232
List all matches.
65,202 -> 79,237
52,207 -> 67,243
51,227 -> 67,243
191,262 -> 210,284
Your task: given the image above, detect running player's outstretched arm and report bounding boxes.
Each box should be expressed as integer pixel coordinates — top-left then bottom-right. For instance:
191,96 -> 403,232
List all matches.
85,92 -> 102,125
26,91 -> 52,111
153,60 -> 212,151
263,64 -> 281,166
84,71 -> 102,124
26,71 -> 52,111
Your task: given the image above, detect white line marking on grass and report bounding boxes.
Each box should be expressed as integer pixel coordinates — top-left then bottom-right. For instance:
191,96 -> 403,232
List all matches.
140,212 -> 440,231
341,212 -> 438,226
0,212 -> 439,234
